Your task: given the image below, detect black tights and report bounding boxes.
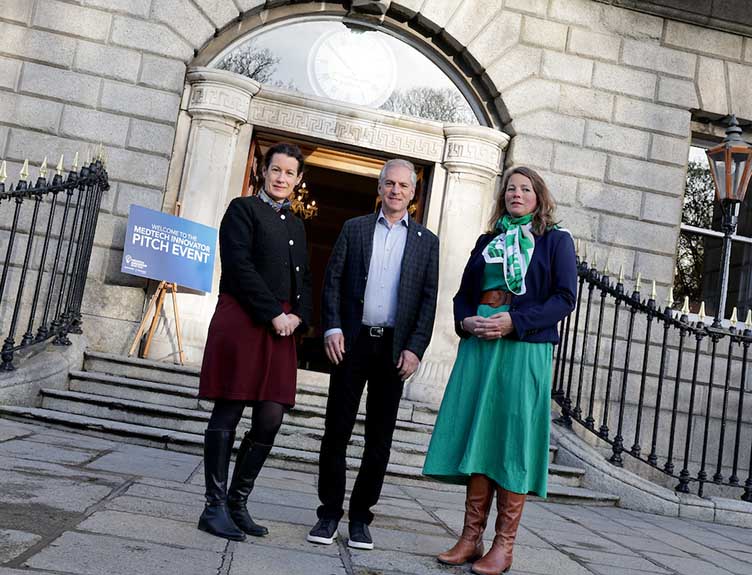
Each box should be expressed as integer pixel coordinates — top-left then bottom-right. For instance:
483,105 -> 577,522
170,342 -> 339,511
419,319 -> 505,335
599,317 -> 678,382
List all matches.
207,400 -> 285,445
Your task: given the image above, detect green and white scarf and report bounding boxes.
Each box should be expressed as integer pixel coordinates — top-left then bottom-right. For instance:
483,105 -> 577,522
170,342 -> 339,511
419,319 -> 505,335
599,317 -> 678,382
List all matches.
482,214 -> 535,295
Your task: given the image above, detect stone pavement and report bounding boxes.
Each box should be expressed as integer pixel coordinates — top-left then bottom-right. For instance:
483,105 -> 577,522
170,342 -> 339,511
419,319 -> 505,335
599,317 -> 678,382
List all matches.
1,418 -> 751,575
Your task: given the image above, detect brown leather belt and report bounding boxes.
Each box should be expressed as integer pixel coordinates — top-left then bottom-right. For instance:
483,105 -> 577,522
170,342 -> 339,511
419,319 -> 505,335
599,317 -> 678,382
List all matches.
479,290 -> 513,308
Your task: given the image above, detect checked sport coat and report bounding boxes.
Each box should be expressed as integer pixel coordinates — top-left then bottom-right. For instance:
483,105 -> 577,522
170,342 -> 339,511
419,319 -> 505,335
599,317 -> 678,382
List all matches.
321,212 -> 440,363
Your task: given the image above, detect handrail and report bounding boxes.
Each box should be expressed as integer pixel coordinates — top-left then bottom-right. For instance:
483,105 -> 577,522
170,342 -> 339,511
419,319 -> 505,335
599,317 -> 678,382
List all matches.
553,256 -> 752,501
0,156 -> 109,371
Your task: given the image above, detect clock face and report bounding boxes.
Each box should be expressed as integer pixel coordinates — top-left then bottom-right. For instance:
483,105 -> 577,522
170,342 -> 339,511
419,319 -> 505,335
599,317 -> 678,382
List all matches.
307,29 -> 397,109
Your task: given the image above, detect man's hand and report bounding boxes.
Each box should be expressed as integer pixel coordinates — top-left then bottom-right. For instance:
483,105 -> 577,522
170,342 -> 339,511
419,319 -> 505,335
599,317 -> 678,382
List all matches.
396,349 -> 420,381
324,332 -> 346,365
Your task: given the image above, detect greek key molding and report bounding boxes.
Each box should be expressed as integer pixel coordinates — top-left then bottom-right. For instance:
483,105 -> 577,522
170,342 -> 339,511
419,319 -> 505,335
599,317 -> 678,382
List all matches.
188,83 -> 251,123
443,125 -> 509,180
186,68 -> 261,124
250,96 -> 445,162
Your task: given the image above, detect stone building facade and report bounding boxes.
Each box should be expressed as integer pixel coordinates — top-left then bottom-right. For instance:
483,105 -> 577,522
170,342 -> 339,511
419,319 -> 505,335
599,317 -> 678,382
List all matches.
1,0 -> 752,407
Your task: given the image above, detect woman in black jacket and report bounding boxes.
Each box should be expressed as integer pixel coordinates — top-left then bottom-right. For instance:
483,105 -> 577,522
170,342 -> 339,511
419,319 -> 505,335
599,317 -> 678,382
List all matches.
197,143 -> 312,541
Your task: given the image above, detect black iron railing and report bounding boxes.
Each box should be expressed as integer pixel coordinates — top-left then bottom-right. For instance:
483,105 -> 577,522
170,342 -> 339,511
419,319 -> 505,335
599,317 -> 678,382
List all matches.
0,156 -> 109,371
554,255 -> 752,501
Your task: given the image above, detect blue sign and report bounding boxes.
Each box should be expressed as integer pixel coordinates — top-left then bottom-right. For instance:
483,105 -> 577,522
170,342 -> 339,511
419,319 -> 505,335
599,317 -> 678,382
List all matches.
121,205 -> 218,293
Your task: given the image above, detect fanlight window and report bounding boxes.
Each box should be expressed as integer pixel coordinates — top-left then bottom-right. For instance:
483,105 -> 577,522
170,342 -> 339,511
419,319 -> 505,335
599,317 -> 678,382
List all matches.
211,19 -> 479,125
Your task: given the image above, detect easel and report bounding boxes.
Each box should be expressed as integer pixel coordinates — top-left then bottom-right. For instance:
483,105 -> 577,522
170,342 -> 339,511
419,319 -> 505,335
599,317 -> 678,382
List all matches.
128,202 -> 186,365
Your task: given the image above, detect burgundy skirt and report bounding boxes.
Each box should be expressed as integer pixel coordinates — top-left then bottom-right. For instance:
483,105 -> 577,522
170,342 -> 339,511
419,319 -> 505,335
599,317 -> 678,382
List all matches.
198,294 -> 297,406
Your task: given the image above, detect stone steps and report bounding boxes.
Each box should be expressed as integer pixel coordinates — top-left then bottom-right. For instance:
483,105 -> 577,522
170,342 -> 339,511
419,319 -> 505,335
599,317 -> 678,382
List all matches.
64,371 -> 434,446
82,351 -> 439,426
36,385 -> 585,486
0,405 -> 613,502
0,350 -> 619,503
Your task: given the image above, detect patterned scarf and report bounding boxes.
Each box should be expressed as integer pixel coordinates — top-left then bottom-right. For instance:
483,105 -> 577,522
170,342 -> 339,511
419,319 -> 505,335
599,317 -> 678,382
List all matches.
258,189 -> 291,212
482,214 -> 535,295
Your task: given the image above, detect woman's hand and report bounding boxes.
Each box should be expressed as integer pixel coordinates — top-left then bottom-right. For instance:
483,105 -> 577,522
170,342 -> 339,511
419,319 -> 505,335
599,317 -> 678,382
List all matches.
464,312 -> 514,339
271,313 -> 297,337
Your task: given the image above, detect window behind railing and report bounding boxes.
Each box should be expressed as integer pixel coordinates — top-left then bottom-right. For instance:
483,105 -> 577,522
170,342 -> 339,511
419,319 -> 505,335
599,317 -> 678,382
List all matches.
675,143 -> 752,318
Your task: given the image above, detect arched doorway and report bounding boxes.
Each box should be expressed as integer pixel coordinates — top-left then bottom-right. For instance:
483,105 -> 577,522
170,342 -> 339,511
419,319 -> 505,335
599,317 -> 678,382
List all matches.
155,8 -> 510,404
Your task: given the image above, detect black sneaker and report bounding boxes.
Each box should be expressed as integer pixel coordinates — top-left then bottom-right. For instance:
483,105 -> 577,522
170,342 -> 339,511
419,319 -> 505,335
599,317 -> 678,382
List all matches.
347,521 -> 374,550
307,518 -> 338,545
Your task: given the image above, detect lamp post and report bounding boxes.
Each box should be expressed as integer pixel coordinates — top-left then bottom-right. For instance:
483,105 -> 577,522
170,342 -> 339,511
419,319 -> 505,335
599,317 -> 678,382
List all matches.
705,115 -> 752,327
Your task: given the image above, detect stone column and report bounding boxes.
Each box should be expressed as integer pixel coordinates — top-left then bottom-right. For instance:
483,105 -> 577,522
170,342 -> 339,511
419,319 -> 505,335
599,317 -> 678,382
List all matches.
404,124 -> 510,406
146,68 -> 261,364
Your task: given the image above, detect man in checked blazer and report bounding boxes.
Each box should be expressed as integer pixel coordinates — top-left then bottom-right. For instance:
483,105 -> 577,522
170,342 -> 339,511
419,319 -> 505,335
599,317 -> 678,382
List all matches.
307,158 -> 439,550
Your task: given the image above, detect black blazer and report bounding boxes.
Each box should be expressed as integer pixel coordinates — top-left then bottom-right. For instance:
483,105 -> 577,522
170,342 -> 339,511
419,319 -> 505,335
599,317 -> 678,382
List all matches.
453,228 -> 577,343
322,213 -> 440,363
218,196 -> 312,327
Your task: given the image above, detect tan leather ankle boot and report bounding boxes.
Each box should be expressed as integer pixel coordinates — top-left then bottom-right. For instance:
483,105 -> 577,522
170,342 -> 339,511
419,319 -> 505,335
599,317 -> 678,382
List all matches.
437,474 -> 494,565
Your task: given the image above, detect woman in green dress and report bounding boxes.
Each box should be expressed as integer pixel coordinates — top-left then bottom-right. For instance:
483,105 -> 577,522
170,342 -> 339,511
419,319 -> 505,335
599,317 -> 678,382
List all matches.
423,166 -> 577,575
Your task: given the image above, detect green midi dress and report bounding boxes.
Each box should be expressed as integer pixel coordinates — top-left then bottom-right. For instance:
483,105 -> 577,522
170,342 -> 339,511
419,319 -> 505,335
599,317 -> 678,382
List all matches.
422,263 -> 553,497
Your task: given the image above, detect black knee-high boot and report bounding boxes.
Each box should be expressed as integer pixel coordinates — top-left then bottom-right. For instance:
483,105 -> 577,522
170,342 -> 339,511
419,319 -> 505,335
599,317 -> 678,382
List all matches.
198,429 -> 246,541
227,432 -> 272,536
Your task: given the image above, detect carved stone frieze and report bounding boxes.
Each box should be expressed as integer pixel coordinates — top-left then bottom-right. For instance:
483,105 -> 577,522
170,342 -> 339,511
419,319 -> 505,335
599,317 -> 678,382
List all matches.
443,124 -> 510,180
186,68 -> 261,124
250,96 -> 445,161
189,85 -> 250,123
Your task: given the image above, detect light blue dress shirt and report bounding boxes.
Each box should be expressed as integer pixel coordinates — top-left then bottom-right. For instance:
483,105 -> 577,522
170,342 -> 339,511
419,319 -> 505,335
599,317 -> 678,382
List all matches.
325,210 -> 408,338
362,210 -> 409,327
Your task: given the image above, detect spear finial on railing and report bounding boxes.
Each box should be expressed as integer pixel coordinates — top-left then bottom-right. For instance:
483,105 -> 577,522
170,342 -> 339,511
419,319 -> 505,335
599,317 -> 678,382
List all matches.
650,280 -> 657,301
618,264 -> 624,285
39,157 -> 48,179
602,255 -> 609,276
72,151 -> 79,172
592,252 -> 597,270
699,301 -> 707,323
730,307 -> 738,327
0,160 -> 6,184
582,242 -> 588,264
20,159 -> 29,181
667,287 -> 674,309
635,272 -> 642,293
55,154 -> 64,176
681,296 -> 690,316
746,310 -> 752,330
97,142 -> 104,162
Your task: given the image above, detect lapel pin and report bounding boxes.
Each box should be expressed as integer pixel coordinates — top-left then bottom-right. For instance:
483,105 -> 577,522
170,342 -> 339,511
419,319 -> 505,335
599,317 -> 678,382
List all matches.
417,231 -> 422,237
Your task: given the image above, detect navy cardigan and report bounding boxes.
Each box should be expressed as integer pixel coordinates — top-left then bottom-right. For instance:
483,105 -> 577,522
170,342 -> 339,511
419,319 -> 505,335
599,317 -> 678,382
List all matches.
453,228 -> 577,343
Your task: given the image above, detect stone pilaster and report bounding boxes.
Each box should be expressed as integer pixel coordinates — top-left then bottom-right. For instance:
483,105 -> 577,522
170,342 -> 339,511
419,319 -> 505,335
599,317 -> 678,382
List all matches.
404,124 -> 510,406
146,68 -> 260,364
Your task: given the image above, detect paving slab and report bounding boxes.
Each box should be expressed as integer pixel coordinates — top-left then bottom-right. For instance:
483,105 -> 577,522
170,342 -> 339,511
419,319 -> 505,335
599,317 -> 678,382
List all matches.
349,548 -> 464,575
0,421 -> 35,442
23,431 -> 118,450
0,530 -> 40,563
584,564 -> 671,575
640,551 -> 737,575
0,440 -> 99,465
77,509 -> 226,552
557,547 -> 666,571
0,469 -> 114,514
86,445 -> 201,481
348,525 -> 458,557
25,532 -> 224,575
237,520 -> 341,557
230,543 -> 345,575
105,495 -> 197,524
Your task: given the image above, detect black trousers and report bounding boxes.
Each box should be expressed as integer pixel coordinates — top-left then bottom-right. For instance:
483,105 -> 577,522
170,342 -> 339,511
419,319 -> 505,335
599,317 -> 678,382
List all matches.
316,328 -> 405,524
